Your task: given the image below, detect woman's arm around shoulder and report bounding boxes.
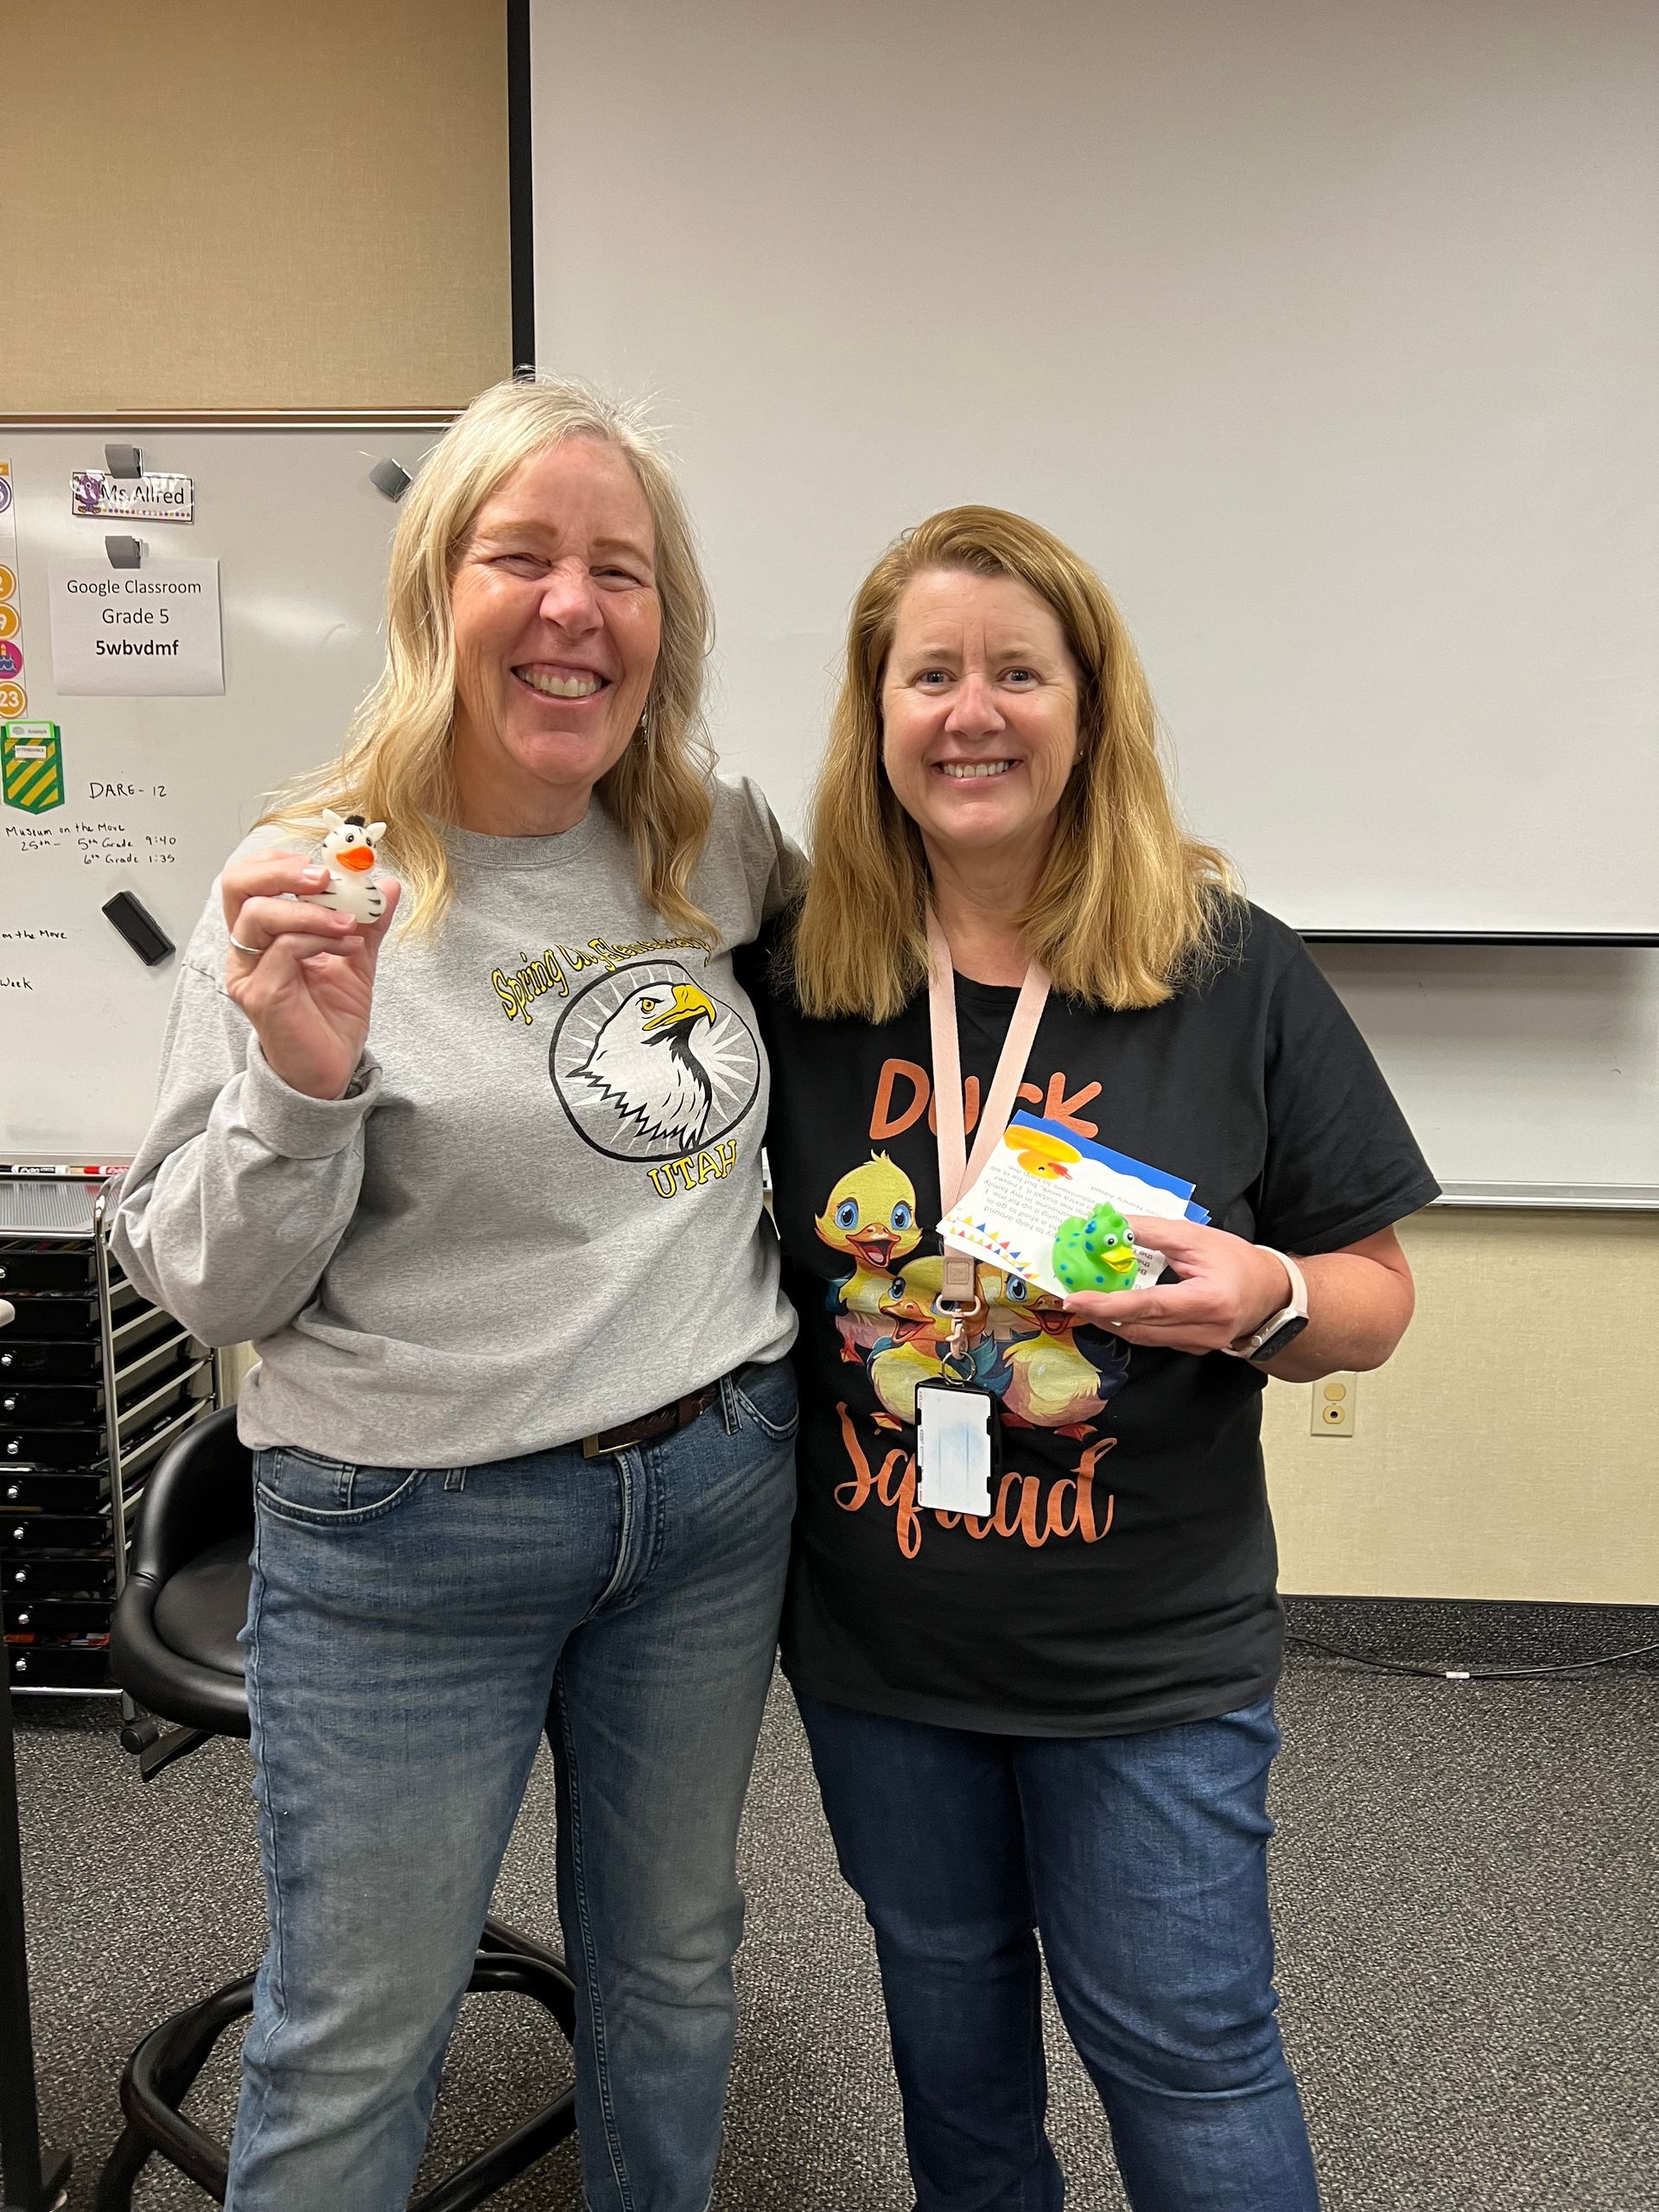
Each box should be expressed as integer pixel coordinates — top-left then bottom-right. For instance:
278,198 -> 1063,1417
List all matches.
712,773 -> 810,932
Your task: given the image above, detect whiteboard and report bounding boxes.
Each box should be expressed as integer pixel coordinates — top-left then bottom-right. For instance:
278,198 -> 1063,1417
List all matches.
0,421 -> 448,1158
528,0 -> 1659,936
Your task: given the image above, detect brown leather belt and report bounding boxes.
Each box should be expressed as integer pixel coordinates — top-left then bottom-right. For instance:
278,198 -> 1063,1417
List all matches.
582,1383 -> 721,1459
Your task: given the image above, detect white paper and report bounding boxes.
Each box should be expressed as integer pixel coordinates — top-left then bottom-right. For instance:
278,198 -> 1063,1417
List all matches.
48,559 -> 224,696
916,1386 -> 994,1515
938,1112 -> 1208,1300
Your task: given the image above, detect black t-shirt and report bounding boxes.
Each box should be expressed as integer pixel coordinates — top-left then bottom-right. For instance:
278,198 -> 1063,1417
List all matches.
738,903 -> 1440,1738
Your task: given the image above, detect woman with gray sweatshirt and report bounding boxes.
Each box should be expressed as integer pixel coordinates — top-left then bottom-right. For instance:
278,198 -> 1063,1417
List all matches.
112,378 -> 804,2212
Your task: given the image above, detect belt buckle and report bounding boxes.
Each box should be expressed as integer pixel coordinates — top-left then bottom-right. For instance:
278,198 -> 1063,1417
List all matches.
582,1431 -> 620,1459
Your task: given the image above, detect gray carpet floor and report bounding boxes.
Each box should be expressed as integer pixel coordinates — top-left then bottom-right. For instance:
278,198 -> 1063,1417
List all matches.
10,1650 -> 1657,2209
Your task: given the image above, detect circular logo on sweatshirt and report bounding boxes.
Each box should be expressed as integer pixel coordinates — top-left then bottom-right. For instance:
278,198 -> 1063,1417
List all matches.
549,958 -> 760,1163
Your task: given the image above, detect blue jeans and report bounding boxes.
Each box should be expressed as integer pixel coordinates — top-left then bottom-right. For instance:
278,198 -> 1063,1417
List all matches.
227,1361 -> 798,2212
796,1692 -> 1319,2212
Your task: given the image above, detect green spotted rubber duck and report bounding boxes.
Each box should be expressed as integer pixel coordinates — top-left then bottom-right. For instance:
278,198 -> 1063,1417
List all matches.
1052,1202 -> 1140,1294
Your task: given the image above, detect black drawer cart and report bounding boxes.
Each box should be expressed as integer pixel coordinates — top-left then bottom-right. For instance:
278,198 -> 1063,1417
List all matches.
2,1173 -> 221,1702
1,1170 -> 221,2204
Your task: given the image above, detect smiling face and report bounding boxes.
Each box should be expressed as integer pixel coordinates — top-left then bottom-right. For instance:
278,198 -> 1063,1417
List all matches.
448,437 -> 662,835
880,568 -> 1083,881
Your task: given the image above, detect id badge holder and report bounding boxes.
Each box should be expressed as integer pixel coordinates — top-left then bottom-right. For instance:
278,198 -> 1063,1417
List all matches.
915,1377 -> 1000,1516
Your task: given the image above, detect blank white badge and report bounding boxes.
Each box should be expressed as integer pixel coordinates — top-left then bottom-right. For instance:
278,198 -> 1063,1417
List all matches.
916,1385 -> 994,1516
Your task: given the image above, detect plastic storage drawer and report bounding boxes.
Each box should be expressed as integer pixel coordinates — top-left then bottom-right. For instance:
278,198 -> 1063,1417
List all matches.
0,1248 -> 103,1294
1,1511 -> 115,1551
3,1557 -> 117,1598
7,1643 -> 112,1689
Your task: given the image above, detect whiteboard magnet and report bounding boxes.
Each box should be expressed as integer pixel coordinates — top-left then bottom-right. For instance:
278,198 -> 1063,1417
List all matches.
369,457 -> 411,502
105,442 -> 143,479
102,891 -> 174,966
105,534 -> 143,569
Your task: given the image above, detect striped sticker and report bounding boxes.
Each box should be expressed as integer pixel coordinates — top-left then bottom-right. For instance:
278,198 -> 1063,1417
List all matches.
3,721 -> 65,814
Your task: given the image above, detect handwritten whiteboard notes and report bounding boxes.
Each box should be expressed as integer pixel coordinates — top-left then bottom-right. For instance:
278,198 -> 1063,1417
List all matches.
48,560 -> 224,696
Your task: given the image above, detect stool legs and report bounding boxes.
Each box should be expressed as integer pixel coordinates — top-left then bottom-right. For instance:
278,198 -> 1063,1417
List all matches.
93,1934 -> 576,2212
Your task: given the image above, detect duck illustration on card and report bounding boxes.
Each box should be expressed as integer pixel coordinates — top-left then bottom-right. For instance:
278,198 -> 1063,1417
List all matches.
937,1112 -> 1208,1300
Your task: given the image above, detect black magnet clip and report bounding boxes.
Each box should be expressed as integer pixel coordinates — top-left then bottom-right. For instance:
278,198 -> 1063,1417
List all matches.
102,892 -> 175,967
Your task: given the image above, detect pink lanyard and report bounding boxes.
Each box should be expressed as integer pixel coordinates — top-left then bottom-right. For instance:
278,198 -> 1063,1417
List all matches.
925,907 -> 1052,1324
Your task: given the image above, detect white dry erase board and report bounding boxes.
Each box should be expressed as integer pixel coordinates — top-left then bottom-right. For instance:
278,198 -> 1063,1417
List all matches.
525,0 -> 1659,940
0,418 -> 449,1159
522,0 -> 1659,1198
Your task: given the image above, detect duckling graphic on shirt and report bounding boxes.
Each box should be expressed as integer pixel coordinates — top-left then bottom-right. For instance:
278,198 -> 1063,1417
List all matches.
814,1154 -> 922,1363
979,1265 -> 1128,1437
868,1254 -> 1002,1429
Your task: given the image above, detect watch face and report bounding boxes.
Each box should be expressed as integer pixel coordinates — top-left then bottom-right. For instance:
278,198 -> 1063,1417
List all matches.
1248,1313 -> 1311,1364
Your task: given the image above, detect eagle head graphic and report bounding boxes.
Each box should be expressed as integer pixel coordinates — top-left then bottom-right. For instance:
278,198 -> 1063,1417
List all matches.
571,981 -> 721,1154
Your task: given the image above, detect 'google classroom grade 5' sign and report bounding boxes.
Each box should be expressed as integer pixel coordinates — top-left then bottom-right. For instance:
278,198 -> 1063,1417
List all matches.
48,560 -> 225,695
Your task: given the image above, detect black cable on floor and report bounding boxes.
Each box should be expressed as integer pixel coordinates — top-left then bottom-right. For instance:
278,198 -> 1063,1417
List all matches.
1286,1630 -> 1659,1683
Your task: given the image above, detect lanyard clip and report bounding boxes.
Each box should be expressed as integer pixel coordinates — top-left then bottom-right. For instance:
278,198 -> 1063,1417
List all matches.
934,1249 -> 983,1380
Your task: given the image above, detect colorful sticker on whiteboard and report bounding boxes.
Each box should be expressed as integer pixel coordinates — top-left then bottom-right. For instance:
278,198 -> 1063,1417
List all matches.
0,466 -> 24,720
3,721 -> 65,815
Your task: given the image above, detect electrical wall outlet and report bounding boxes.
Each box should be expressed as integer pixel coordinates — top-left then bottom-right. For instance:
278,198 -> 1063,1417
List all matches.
1313,1374 -> 1357,1436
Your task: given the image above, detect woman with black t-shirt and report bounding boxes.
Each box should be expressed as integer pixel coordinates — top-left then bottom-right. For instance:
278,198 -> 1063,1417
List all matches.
738,506 -> 1438,2212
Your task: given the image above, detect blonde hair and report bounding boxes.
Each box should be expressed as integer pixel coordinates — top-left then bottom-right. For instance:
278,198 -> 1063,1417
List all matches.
788,505 -> 1236,1020
260,377 -> 715,939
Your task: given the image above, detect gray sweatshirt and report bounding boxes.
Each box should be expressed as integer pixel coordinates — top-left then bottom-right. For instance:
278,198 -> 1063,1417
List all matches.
112,778 -> 804,1467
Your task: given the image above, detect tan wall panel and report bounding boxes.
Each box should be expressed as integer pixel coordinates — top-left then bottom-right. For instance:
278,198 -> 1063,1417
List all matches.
8,1 -> 510,411
1265,1210 -> 1659,1603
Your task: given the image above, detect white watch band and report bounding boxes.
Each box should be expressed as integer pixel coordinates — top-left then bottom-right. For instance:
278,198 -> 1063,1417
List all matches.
1225,1248 -> 1309,1358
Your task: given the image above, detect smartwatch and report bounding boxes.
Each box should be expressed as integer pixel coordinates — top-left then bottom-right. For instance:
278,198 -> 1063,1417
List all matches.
1226,1249 -> 1309,1363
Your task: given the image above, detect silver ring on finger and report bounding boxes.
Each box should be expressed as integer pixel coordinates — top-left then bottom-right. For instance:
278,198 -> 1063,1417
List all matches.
227,935 -> 261,957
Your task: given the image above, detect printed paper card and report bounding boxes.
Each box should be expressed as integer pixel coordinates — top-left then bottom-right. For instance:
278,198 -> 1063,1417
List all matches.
938,1111 -> 1209,1300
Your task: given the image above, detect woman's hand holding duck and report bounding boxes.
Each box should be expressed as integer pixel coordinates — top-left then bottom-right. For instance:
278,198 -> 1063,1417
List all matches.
220,848 -> 402,1101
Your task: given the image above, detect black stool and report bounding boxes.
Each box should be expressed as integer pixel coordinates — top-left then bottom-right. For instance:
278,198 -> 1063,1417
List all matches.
95,1405 -> 577,2210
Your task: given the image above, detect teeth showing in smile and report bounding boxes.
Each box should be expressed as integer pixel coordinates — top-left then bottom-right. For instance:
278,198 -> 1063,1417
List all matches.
517,668 -> 602,699
938,760 -> 1014,779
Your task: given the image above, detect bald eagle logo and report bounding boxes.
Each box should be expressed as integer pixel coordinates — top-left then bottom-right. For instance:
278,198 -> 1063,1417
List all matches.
550,959 -> 760,1162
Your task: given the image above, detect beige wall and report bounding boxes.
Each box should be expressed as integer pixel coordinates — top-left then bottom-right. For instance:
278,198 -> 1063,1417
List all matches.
10,2 -> 510,411
14,7 -> 1653,1605
1266,1210 -> 1659,1603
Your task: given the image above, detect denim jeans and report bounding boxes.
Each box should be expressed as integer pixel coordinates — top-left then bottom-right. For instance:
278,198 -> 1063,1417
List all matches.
226,1360 -> 798,2212
796,1692 -> 1319,2212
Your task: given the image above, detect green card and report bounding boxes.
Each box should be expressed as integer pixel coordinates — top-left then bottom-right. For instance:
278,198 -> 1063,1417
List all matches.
2,720 -> 65,814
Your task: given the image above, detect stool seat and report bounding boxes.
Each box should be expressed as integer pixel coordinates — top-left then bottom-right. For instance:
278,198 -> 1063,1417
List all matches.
152,1533 -> 251,1680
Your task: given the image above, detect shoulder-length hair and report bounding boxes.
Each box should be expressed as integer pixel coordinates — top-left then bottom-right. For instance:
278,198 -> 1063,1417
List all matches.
259,377 -> 715,940
788,505 -> 1236,1020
